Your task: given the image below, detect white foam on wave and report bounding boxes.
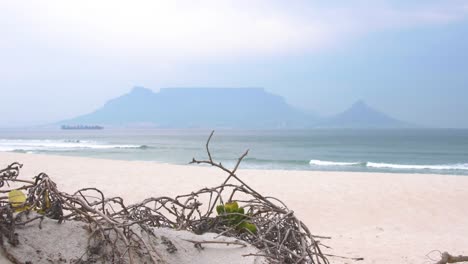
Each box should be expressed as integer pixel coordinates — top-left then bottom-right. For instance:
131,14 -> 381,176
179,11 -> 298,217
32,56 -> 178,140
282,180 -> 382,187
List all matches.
309,159 -> 468,171
309,159 -> 361,166
366,162 -> 468,171
0,139 -> 142,152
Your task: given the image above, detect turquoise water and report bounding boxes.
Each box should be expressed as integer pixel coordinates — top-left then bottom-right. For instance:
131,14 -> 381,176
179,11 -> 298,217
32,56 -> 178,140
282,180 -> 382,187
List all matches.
0,128 -> 467,175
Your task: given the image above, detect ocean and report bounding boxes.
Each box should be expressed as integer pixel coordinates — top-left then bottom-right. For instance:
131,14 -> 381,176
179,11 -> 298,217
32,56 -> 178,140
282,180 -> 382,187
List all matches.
0,128 -> 467,175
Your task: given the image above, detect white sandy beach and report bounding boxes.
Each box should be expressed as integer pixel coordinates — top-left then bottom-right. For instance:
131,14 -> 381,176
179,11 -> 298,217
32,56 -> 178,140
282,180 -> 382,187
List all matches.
1,152 -> 468,264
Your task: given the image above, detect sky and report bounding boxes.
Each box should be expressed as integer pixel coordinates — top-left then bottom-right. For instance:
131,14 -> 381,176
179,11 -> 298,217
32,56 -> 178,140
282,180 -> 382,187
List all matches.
1,0 -> 468,128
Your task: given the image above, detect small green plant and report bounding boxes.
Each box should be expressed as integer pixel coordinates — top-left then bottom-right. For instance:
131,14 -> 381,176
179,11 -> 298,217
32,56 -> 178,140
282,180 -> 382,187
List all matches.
8,189 -> 29,212
216,201 -> 257,234
8,189 -> 51,214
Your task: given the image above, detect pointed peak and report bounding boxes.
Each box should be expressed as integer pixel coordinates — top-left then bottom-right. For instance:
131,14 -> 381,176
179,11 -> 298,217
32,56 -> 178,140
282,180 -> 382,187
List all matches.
351,99 -> 368,109
317,99 -> 410,128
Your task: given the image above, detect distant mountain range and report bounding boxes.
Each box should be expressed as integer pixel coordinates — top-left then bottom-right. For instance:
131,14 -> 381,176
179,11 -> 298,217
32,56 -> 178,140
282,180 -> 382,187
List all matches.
62,87 -> 412,129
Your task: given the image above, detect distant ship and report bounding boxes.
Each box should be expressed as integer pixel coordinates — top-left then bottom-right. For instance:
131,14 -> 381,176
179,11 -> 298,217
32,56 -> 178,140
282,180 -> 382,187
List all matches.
61,125 -> 104,130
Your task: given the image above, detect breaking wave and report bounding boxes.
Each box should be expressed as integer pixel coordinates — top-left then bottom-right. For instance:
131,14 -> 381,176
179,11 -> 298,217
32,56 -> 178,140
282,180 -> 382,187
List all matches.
0,139 -> 145,152
365,162 -> 468,171
309,160 -> 361,166
309,159 -> 468,171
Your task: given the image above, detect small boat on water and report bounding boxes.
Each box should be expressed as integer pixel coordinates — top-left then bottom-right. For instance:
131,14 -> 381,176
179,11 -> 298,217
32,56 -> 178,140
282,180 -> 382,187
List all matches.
61,125 -> 104,130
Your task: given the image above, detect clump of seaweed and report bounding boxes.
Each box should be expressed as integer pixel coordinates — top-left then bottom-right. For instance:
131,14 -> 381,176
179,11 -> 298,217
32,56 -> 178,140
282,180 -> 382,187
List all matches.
0,132 -> 330,264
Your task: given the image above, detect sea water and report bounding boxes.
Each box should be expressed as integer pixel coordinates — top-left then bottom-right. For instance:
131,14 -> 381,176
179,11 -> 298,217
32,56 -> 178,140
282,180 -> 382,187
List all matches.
0,128 -> 467,175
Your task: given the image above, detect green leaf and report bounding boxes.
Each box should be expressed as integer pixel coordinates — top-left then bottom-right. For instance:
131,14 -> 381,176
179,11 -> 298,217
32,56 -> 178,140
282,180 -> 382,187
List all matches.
240,222 -> 258,234
224,201 -> 239,213
216,204 -> 225,215
8,190 -> 29,212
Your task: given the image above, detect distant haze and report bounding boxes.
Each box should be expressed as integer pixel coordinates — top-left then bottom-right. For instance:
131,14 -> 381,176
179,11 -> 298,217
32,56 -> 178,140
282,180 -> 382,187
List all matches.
63,87 -> 311,128
1,1 -> 468,128
61,87 -> 410,129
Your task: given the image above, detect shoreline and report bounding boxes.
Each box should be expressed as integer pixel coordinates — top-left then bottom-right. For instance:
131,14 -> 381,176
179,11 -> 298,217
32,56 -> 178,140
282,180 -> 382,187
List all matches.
3,150 -> 467,177
1,152 -> 468,263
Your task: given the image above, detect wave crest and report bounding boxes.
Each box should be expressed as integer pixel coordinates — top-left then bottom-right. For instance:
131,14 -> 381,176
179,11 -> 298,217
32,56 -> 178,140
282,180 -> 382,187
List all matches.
0,139 -> 144,152
366,162 -> 468,171
309,160 -> 361,166
309,159 -> 468,171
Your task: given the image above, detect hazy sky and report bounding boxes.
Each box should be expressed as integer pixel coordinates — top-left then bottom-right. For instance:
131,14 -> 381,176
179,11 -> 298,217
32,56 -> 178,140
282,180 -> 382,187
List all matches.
1,1 -> 468,128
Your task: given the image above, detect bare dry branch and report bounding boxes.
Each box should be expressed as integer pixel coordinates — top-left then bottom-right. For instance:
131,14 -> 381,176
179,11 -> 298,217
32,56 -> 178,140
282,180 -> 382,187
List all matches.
433,252 -> 468,264
0,131 -> 333,263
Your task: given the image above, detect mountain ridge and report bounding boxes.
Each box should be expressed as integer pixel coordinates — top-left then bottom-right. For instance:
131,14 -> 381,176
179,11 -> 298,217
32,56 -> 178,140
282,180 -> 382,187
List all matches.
63,87 -> 314,128
62,87 -> 412,129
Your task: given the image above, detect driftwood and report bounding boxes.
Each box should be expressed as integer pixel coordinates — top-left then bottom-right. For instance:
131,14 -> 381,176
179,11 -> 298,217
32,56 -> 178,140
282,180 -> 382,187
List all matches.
0,131 -> 330,263
430,251 -> 468,264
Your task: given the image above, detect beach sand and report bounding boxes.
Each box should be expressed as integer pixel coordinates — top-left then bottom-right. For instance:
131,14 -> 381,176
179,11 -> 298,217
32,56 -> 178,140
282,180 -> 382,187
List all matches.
1,152 -> 468,263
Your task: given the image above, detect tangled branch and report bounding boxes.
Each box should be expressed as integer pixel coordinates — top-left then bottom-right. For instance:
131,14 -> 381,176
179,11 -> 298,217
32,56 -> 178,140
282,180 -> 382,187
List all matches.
427,250 -> 468,264
188,130 -> 329,263
0,131 -> 330,263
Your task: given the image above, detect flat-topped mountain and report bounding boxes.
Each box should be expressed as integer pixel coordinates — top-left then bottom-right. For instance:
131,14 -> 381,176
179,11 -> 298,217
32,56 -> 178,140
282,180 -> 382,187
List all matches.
63,87 -> 314,128
317,100 -> 410,128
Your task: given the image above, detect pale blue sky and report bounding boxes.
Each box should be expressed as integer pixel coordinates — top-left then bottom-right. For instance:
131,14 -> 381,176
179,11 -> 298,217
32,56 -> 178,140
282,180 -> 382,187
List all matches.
1,0 -> 467,127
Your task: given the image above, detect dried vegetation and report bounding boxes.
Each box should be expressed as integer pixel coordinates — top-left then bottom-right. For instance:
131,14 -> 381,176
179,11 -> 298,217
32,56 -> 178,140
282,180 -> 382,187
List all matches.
0,132 -> 331,263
